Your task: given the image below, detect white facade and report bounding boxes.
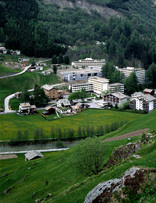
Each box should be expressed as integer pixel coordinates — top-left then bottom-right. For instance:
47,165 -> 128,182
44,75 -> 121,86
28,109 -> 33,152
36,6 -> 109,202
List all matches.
59,69 -> 102,81
88,76 -> 109,95
69,83 -> 93,92
72,58 -> 105,68
116,67 -> 145,84
130,92 -> 155,112
109,83 -> 124,93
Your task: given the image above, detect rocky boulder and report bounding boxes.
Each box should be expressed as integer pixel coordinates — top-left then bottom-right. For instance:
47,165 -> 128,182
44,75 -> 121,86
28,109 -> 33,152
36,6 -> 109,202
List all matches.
84,167 -> 145,203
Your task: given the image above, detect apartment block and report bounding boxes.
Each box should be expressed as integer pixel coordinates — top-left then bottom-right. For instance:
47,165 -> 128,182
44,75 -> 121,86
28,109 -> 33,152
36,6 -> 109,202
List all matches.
116,67 -> 145,84
69,83 -> 93,93
88,76 -> 109,95
71,58 -> 105,68
109,83 -> 124,94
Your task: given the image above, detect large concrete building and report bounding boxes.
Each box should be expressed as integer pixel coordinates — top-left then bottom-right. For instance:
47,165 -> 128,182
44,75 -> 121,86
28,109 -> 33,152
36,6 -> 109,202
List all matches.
88,76 -> 109,95
116,67 -> 145,84
69,83 -> 93,93
59,69 -> 102,82
71,58 -> 105,68
109,83 -> 124,94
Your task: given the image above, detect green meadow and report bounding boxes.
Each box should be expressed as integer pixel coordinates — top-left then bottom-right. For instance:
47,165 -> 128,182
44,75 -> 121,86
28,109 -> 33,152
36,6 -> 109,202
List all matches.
0,135 -> 155,203
0,65 -> 60,108
0,109 -> 144,141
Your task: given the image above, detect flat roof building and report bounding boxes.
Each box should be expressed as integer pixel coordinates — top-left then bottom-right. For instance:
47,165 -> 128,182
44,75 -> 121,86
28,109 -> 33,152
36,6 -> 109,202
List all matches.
116,67 -> 145,84
109,83 -> 124,94
71,58 -> 105,68
69,82 -> 93,93
59,69 -> 102,82
88,76 -> 109,95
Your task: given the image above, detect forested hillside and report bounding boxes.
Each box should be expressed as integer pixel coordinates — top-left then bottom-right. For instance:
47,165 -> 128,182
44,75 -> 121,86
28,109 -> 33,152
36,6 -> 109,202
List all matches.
0,0 -> 156,69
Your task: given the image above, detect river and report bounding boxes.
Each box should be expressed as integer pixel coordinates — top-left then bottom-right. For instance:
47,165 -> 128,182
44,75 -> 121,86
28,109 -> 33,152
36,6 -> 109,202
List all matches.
0,141 -> 78,154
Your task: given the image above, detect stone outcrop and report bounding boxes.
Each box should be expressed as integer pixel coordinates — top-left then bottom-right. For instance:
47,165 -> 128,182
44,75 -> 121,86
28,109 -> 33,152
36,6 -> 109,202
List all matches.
84,167 -> 145,203
43,0 -> 123,19
106,141 -> 141,167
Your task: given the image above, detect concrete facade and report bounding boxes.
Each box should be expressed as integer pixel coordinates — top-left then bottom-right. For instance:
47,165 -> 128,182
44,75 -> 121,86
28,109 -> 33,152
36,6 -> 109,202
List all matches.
71,58 -> 105,68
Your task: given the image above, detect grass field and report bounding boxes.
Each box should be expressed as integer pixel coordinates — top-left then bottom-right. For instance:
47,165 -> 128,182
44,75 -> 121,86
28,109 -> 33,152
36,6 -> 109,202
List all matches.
0,68 -> 60,108
0,136 -> 155,203
0,109 -> 144,141
0,63 -> 19,76
101,109 -> 156,140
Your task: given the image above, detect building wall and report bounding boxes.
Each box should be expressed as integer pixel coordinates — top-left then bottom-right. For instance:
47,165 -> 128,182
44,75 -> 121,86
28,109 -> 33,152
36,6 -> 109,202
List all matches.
72,58 -> 105,68
71,83 -> 93,92
88,77 -> 109,95
43,88 -> 64,100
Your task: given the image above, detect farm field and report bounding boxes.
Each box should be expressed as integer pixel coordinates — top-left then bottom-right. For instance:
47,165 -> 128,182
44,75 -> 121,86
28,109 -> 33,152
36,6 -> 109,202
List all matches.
0,135 -> 155,203
0,109 -> 144,141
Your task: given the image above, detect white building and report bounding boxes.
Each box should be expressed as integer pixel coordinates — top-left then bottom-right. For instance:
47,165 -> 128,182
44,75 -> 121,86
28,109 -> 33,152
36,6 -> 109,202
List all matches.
116,67 -> 145,84
103,92 -> 128,107
0,47 -> 7,54
59,69 -> 102,81
57,99 -> 71,107
69,83 -> 93,93
71,58 -> 105,68
88,76 -> 109,96
109,83 -> 124,94
129,92 -> 155,113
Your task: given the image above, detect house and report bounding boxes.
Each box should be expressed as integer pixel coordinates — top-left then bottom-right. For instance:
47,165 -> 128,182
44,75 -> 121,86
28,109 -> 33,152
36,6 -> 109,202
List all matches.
19,103 -> 36,114
25,150 -> 44,161
129,92 -> 155,113
73,103 -> 85,112
56,106 -> 72,114
0,47 -> 7,54
18,58 -> 30,63
57,99 -> 71,107
143,88 -> 154,96
45,106 -> 55,114
42,84 -> 66,100
70,99 -> 82,105
103,92 -> 128,107
15,92 -> 21,99
10,50 -> 21,55
19,102 -> 31,114
42,70 -> 51,75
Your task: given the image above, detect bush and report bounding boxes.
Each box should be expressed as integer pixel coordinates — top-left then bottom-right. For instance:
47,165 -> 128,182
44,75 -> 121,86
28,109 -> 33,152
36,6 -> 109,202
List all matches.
56,140 -> 64,148
70,137 -> 105,176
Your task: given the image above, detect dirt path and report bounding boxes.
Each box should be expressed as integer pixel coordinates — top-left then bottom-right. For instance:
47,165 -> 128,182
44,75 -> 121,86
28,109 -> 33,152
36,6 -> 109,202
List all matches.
103,128 -> 149,142
0,154 -> 18,160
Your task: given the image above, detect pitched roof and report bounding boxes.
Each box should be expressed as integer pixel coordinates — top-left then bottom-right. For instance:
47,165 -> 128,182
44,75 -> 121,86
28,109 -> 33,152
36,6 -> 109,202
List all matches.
111,92 -> 128,99
20,102 -> 31,108
143,94 -> 155,102
143,88 -> 154,93
25,150 -> 44,161
58,99 -> 71,106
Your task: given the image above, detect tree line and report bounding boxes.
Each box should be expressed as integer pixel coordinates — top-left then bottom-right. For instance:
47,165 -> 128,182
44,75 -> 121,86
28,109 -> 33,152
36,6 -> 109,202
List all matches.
9,120 -> 128,145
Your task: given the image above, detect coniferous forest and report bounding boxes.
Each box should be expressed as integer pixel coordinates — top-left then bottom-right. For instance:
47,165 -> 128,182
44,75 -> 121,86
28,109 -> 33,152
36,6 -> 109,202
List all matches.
0,0 -> 156,70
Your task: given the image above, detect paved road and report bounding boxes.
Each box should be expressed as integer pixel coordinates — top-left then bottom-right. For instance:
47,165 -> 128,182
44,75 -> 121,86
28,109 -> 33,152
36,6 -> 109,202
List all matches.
0,65 -> 31,79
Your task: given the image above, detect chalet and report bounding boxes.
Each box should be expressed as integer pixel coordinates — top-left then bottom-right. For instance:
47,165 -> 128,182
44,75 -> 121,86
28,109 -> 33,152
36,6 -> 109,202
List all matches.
42,84 -> 65,100
73,103 -> 85,112
103,92 -> 128,107
19,103 -> 36,114
10,50 -> 21,55
45,106 -> 55,114
70,99 -> 82,105
25,150 -> 44,161
143,88 -> 154,96
57,99 -> 71,107
0,47 -> 7,54
56,106 -> 72,114
129,92 -> 155,113
19,102 -> 31,114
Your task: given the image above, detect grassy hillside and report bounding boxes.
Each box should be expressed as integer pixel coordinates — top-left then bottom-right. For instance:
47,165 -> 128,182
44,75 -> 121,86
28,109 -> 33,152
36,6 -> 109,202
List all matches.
0,69 -> 60,108
0,109 -> 144,141
102,109 -> 156,140
0,134 -> 155,203
0,63 -> 19,76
